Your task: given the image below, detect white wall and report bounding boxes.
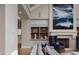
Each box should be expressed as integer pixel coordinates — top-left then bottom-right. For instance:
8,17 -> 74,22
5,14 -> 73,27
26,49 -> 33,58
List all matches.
76,19 -> 79,27
0,4 -> 17,55
31,4 -> 49,19
5,4 -> 17,55
75,4 -> 79,27
0,5 -> 5,55
75,4 -> 79,18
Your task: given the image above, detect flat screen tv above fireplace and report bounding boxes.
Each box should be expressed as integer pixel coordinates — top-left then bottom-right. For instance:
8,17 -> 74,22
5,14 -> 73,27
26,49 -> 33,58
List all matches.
53,4 -> 73,29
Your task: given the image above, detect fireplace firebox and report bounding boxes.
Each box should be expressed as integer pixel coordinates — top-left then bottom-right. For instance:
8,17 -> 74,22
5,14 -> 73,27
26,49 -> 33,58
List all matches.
58,38 -> 69,48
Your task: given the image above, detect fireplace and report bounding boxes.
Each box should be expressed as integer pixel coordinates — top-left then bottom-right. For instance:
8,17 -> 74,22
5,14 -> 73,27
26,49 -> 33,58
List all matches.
58,38 -> 69,48
57,35 -> 76,50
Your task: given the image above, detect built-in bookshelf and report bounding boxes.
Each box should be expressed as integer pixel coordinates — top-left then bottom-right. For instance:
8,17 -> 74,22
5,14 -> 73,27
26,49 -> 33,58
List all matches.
31,27 -> 39,39
31,27 -> 48,41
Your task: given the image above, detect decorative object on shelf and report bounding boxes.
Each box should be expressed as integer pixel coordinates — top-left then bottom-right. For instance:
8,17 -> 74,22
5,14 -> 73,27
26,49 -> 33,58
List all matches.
44,36 -> 48,40
40,36 -> 44,40
34,34 -> 37,39
31,27 -> 48,40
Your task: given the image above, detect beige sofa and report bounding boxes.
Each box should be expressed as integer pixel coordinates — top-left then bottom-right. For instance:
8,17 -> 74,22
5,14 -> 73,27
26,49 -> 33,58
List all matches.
30,42 -> 59,55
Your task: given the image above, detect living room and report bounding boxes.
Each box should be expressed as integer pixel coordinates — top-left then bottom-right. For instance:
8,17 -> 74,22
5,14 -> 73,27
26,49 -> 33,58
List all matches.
0,0 -> 79,59
18,4 -> 79,55
0,4 -> 79,55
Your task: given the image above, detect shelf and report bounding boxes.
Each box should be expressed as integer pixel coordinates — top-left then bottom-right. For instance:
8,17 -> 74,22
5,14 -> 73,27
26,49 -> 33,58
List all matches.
40,32 -> 48,34
31,33 -> 39,34
31,27 -> 39,33
31,39 -> 48,41
40,27 -> 48,33
31,27 -> 48,40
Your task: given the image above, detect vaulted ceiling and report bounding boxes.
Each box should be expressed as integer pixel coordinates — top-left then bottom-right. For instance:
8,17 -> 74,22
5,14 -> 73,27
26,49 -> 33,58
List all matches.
29,4 -> 41,11
29,4 -> 36,8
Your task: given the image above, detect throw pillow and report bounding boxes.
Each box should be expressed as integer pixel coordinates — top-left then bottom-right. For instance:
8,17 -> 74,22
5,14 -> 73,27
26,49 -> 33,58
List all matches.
42,43 -> 51,55
46,45 -> 51,55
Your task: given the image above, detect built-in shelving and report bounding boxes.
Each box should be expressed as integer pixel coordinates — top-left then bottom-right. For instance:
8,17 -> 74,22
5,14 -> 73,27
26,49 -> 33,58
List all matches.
31,27 -> 48,41
31,19 -> 48,41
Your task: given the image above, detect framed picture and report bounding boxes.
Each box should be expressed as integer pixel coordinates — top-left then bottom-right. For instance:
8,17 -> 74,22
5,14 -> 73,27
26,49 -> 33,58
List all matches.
49,4 -> 76,33
53,4 -> 73,29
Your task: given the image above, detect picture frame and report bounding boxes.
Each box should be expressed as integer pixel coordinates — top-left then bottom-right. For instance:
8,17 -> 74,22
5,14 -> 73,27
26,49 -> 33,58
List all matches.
53,4 -> 73,29
49,4 -> 76,33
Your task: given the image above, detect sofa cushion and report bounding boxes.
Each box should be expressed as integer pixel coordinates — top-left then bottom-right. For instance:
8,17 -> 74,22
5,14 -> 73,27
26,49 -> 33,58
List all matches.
41,43 -> 51,55
37,43 -> 44,55
45,45 -> 52,54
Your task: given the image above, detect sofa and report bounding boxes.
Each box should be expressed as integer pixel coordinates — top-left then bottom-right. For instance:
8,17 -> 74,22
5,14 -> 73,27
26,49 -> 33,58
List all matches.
30,42 -> 59,55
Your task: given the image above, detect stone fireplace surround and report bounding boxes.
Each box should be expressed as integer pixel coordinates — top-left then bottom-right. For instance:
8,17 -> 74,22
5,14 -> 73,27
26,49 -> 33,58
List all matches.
50,33 -> 77,51
57,37 -> 69,48
57,35 -> 76,51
